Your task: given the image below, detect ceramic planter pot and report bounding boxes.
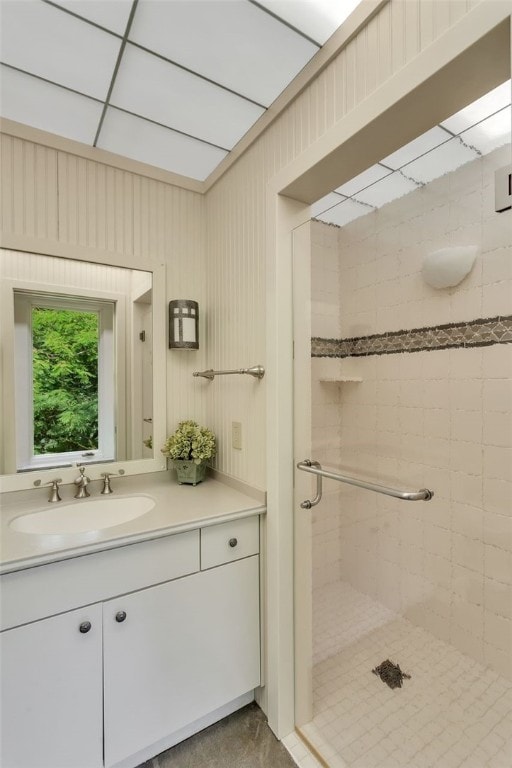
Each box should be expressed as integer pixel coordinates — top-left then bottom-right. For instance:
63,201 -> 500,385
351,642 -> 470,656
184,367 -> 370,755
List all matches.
172,459 -> 207,486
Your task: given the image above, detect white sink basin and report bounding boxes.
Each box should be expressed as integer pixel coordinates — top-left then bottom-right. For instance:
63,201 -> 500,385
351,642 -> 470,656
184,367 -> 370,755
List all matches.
10,495 -> 155,536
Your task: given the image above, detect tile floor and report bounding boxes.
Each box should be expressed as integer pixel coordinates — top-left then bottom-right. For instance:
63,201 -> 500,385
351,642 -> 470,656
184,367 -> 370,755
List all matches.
301,580 -> 512,768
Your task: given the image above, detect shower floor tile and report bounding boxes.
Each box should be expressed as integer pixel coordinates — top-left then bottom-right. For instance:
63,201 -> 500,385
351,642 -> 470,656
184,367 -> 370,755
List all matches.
308,581 -> 512,768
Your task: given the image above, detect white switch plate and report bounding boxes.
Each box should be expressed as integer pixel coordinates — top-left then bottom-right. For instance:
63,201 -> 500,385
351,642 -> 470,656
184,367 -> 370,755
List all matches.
232,421 -> 242,450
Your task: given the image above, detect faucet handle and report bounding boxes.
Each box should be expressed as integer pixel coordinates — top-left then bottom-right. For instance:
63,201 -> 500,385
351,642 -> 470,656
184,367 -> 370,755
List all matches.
46,479 -> 62,503
100,472 -> 117,494
74,465 -> 91,498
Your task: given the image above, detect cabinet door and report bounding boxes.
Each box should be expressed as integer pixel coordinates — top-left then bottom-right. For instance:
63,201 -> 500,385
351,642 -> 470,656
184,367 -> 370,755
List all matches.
0,605 -> 103,768
104,555 -> 260,767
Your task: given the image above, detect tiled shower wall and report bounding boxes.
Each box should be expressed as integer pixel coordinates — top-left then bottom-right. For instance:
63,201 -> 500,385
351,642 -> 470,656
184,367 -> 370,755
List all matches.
311,143 -> 512,680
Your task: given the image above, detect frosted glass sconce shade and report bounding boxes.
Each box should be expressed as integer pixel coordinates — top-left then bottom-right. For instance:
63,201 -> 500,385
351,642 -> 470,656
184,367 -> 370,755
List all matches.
169,300 -> 199,349
422,246 -> 478,289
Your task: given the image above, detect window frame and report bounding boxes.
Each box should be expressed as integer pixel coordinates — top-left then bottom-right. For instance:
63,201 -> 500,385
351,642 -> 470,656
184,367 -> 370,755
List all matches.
14,291 -> 116,472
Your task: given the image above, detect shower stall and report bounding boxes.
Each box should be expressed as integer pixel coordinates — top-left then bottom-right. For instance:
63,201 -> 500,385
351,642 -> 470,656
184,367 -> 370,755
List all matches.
292,94 -> 512,767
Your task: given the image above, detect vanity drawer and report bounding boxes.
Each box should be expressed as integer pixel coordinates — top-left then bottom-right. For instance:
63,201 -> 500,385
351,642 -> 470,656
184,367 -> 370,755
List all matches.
200,516 -> 259,570
0,530 -> 200,631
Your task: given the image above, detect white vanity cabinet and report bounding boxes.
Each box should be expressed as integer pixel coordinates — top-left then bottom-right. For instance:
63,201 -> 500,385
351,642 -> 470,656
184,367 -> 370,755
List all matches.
0,514 -> 261,768
103,555 -> 260,767
0,604 -> 104,768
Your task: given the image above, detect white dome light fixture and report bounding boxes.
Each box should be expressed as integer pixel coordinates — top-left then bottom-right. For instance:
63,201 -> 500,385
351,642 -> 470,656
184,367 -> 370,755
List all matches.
422,245 -> 479,289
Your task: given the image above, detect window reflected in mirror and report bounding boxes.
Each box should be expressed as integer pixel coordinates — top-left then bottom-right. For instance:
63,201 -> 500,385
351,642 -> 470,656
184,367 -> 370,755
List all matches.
0,250 -> 153,474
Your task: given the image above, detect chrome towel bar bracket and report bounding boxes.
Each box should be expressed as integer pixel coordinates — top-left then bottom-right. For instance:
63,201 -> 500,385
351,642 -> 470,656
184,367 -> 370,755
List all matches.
193,365 -> 265,381
297,459 -> 433,508
298,460 -> 322,509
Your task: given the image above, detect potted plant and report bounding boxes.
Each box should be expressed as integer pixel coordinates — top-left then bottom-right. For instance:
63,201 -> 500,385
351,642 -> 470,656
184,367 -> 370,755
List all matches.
161,420 -> 216,485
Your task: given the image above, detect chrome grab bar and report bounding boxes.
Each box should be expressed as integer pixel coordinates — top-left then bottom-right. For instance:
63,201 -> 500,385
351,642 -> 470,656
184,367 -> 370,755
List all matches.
193,365 -> 265,381
297,460 -> 433,508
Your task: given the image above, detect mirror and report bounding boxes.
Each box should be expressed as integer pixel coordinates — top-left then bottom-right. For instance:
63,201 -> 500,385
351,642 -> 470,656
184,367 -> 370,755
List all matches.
0,248 -> 167,488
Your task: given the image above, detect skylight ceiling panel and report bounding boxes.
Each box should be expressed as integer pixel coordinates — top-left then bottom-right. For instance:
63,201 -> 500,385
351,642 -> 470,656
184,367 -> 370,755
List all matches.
335,164 -> 391,197
129,0 -> 318,107
97,109 -> 228,181
316,198 -> 372,227
381,126 -> 450,170
110,45 -> 265,150
354,173 -> 420,208
0,0 -> 121,100
311,192 -> 346,219
402,138 -> 479,184
50,0 -> 133,35
256,0 -> 364,45
0,66 -> 103,144
459,109 -> 511,155
441,80 -> 511,135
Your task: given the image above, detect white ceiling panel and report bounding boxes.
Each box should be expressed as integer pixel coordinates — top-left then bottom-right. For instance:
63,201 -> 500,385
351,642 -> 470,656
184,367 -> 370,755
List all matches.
255,0 -> 364,45
441,80 -> 511,135
381,126 -> 450,170
50,0 -> 133,35
110,44 -> 264,150
402,138 -> 479,184
98,108 -> 228,181
0,0 -> 121,100
354,172 -> 420,207
460,108 -> 511,155
335,164 -> 391,197
0,66 -> 103,144
311,192 -> 346,219
129,0 -> 318,106
316,198 -> 372,227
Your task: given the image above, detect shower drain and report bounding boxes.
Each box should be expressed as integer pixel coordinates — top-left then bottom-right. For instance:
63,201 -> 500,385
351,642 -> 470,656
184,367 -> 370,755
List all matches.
372,659 -> 411,689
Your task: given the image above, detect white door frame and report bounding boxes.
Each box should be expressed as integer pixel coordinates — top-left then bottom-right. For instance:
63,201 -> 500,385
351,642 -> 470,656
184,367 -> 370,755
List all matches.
264,0 -> 511,739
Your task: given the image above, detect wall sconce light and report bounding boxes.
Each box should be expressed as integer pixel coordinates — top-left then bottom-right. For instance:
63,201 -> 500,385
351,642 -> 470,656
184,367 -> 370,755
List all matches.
422,246 -> 478,289
169,300 -> 199,349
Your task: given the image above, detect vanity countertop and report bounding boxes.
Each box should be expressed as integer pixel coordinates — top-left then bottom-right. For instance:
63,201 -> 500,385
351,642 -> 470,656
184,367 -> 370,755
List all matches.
0,471 -> 265,574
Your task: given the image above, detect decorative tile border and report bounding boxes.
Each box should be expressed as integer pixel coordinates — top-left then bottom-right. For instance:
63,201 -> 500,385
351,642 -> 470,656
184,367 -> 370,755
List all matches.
312,316 -> 512,358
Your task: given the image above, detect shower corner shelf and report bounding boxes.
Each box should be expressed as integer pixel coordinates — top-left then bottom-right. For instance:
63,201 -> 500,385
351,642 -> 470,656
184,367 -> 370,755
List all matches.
312,357 -> 362,383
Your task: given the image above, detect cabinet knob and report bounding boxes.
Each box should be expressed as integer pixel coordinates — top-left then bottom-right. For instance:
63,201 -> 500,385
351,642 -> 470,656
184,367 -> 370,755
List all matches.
115,611 -> 127,623
228,537 -> 238,548
79,621 -> 92,634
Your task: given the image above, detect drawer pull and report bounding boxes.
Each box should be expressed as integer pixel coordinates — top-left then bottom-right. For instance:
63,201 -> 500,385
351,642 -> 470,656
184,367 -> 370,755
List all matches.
115,611 -> 127,623
228,537 -> 238,548
79,621 -> 91,634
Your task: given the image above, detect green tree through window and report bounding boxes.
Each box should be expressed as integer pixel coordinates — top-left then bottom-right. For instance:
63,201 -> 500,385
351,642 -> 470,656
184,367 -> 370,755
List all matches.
32,308 -> 99,454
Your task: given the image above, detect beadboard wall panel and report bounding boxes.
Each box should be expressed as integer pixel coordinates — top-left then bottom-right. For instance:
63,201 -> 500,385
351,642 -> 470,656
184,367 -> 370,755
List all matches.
0,248 -> 134,294
205,158 -> 267,488
205,0 -> 479,487
0,135 -> 58,242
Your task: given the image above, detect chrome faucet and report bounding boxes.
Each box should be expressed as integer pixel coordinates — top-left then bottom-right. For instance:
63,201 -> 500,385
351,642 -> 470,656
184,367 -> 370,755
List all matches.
46,479 -> 62,503
74,466 -> 90,498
